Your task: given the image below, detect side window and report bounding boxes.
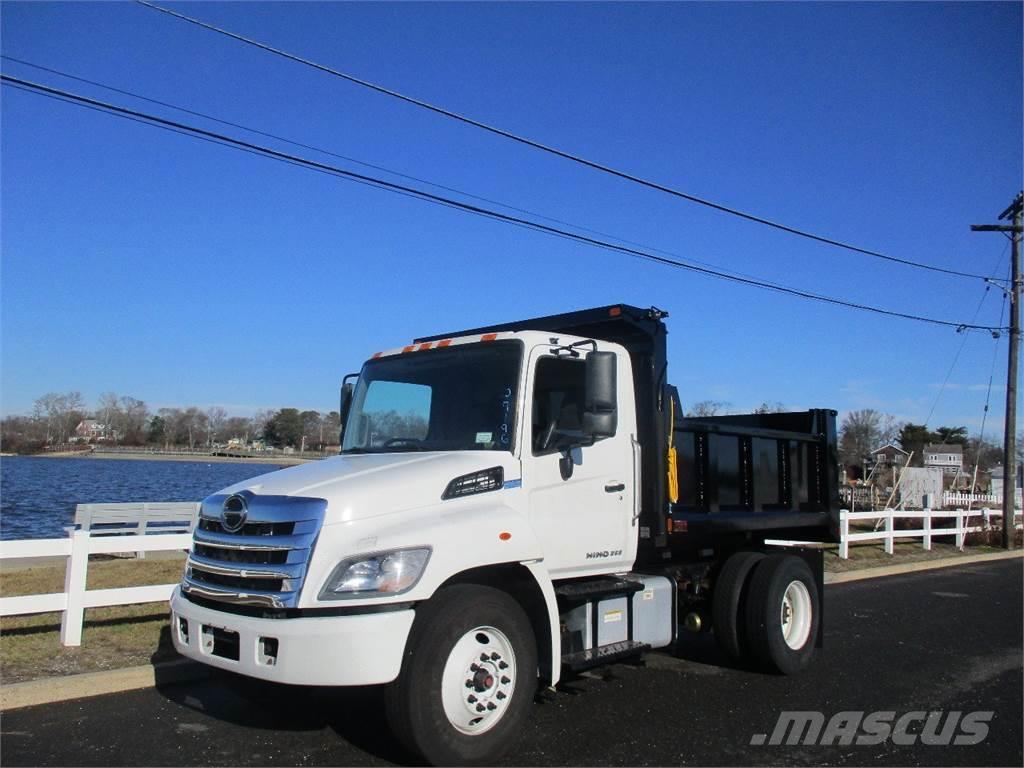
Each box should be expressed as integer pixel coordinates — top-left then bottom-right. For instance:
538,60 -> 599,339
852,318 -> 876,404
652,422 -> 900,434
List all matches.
532,357 -> 587,455
362,381 -> 431,447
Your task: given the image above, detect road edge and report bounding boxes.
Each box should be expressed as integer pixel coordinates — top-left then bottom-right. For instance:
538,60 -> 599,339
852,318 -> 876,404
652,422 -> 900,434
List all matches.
825,548 -> 1022,583
0,658 -> 210,711
2,551 -> 1020,710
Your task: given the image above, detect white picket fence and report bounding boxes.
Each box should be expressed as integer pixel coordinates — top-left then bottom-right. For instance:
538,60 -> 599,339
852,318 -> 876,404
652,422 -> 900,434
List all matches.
838,507 -> 1022,559
0,502 -> 198,646
943,490 -> 1023,508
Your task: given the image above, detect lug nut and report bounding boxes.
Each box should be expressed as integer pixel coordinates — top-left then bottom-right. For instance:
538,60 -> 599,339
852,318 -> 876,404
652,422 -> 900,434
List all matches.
498,661 -> 508,669
501,676 -> 510,684
467,694 -> 477,703
476,704 -> 485,712
470,663 -> 479,671
490,652 -> 500,660
465,680 -> 473,688
496,691 -> 506,700
480,653 -> 489,662
487,702 -> 496,711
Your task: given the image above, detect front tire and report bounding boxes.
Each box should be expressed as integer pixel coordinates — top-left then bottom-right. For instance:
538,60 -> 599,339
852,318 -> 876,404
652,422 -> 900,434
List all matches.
744,554 -> 819,674
385,584 -> 538,766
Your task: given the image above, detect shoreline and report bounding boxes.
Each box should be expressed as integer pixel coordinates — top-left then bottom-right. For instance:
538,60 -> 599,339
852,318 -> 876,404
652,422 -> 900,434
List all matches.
7,451 -> 318,465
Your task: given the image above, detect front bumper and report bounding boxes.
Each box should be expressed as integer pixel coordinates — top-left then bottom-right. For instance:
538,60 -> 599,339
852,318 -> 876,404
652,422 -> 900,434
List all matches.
170,587 -> 415,686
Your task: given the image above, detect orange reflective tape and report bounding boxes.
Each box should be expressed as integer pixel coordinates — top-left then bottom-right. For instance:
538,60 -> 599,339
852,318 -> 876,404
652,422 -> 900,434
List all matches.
437,339 -> 452,347
402,345 -> 415,353
481,333 -> 498,342
609,306 -> 622,317
418,343 -> 432,351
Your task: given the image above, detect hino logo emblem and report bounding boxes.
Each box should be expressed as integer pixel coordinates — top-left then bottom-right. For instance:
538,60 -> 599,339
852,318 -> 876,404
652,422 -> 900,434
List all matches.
221,494 -> 248,532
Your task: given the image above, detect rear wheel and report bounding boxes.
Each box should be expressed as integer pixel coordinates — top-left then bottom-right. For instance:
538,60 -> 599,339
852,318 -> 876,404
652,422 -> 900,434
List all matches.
385,584 -> 537,766
711,551 -> 765,661
744,554 -> 819,674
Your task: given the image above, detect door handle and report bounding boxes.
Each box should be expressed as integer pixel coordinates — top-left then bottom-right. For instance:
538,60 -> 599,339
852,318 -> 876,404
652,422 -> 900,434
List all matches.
605,482 -> 626,493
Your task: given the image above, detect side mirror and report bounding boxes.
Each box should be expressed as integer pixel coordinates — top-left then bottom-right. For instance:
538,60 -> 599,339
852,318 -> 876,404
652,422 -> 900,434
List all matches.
583,351 -> 617,438
338,373 -> 358,445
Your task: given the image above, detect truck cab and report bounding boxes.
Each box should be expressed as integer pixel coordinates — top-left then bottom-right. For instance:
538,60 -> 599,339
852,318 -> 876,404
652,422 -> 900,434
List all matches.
170,304 -> 839,766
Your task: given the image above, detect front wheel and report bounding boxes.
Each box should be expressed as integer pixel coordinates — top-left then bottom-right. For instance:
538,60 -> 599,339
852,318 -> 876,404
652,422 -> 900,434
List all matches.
385,584 -> 538,766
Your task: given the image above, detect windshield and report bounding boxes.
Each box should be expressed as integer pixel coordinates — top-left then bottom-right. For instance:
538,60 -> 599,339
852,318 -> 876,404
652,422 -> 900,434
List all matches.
341,341 -> 521,453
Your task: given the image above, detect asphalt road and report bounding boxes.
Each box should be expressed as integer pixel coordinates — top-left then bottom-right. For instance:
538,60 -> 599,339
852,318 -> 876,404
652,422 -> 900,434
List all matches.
3,559 -> 1021,766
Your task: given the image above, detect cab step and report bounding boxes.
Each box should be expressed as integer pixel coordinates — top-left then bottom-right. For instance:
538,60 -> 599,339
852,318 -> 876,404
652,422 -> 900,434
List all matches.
554,576 -> 644,604
561,640 -> 650,672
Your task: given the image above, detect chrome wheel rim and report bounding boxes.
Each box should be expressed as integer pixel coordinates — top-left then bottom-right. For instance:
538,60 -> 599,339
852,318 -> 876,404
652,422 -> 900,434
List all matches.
441,626 -> 516,735
780,580 -> 812,650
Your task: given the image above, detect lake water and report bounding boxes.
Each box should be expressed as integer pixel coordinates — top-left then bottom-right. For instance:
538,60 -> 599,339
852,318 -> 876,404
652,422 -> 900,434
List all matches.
0,456 -> 288,540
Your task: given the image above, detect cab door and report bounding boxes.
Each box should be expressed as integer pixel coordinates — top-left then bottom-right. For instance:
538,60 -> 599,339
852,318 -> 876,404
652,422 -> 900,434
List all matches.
521,345 -> 638,578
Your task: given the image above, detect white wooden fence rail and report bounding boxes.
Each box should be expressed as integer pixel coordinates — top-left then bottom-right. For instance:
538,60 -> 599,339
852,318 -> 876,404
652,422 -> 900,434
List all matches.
0,502 -> 1019,647
838,508 -> 1022,559
0,502 -> 198,647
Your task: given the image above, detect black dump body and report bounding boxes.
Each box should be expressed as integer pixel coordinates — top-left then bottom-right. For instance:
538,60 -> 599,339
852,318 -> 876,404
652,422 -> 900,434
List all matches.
417,303 -> 840,564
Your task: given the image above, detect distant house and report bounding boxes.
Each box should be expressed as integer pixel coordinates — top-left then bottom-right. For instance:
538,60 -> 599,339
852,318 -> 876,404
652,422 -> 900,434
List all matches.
74,419 -> 110,442
867,443 -> 909,471
923,443 -> 964,476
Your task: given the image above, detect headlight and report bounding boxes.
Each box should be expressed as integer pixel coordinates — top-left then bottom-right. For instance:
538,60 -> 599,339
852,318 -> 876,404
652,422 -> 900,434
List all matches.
318,547 -> 431,600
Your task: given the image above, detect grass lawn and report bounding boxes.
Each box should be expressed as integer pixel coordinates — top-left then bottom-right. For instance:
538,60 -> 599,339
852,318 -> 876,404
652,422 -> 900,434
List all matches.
1,556 -> 185,684
823,539 -> 1001,572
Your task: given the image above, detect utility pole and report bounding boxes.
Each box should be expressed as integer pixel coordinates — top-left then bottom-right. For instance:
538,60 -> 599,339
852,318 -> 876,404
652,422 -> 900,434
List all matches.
971,191 -> 1023,549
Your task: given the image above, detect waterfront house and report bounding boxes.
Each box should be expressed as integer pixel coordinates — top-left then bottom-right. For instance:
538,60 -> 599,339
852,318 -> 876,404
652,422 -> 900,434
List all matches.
923,443 -> 964,477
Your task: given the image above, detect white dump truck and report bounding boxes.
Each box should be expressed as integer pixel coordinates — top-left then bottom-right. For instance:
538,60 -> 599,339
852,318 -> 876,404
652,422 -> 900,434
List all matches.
170,304 -> 840,765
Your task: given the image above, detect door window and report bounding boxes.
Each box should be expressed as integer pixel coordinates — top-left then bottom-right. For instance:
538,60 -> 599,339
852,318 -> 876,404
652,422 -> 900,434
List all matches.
532,356 -> 587,455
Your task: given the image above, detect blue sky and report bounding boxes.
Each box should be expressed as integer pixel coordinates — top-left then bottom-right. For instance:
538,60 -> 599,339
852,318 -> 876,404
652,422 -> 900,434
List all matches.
2,1 -> 1021,437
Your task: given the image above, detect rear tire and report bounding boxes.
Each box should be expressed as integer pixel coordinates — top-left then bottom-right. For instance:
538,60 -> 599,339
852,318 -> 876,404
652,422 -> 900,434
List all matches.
385,584 -> 537,766
712,551 -> 765,661
744,554 -> 819,674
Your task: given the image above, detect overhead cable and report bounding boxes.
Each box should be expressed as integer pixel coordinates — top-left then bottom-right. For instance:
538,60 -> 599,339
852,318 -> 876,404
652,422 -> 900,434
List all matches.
0,55 -> 780,286
136,0 -> 990,282
1,74 -> 1004,333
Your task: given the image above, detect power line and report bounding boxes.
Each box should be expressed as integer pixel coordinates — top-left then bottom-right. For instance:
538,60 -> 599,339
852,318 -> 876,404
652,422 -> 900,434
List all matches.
1,74 -> 1005,333
923,243 -> 1009,427
136,0 -> 991,282
978,286 -> 1009,439
0,55 -> 780,287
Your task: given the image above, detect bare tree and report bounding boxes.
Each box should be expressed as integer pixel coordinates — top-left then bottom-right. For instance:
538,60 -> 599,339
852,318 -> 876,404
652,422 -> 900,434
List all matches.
157,407 -> 183,449
1,415 -> 46,452
250,410 -> 273,444
180,407 -> 206,450
206,406 -> 228,446
839,409 -> 897,472
686,400 -> 731,417
119,397 -> 149,445
96,392 -> 122,441
33,391 -> 86,444
222,416 -> 251,445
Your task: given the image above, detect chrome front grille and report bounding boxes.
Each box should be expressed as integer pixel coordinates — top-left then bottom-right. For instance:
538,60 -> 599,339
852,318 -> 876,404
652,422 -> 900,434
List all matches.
183,492 -> 327,609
